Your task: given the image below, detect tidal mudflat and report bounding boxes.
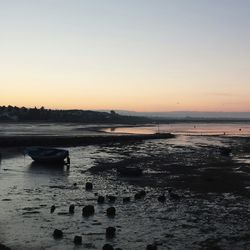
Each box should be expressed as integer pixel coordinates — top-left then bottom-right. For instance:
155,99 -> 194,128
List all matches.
1,124 -> 250,249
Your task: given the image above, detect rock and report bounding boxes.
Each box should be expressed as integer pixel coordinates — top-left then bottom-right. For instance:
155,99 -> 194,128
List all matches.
53,229 -> 63,239
146,244 -> 157,250
103,244 -> 114,250
168,189 -> 180,200
85,182 -> 93,191
134,190 -> 146,200
0,243 -> 12,250
50,205 -> 56,213
106,195 -> 116,203
123,197 -> 131,203
73,235 -> 82,245
82,205 -> 95,217
97,196 -> 105,204
134,193 -> 141,200
158,194 -> 166,203
106,226 -> 116,238
69,204 -> 75,214
106,207 -> 116,217
73,182 -> 77,187
139,190 -> 146,196
115,248 -> 123,250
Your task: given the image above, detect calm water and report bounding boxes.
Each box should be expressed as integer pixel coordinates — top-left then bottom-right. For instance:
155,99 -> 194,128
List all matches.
103,122 -> 250,136
1,122 -> 250,137
0,123 -> 104,136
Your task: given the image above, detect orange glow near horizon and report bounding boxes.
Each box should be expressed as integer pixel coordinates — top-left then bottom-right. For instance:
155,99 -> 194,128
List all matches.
1,98 -> 250,113
2,73 -> 250,112
1,1 -> 250,113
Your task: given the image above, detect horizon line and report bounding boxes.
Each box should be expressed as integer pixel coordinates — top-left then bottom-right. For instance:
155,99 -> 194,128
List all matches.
1,105 -> 250,113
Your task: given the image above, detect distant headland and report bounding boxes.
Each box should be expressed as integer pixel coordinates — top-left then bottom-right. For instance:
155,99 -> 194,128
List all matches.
0,105 -> 150,124
1,105 -> 250,124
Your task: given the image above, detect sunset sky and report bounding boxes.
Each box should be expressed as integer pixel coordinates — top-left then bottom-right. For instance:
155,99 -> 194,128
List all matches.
1,0 -> 250,112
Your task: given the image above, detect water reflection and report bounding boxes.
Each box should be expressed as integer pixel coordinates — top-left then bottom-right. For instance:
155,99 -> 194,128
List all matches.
28,161 -> 70,175
103,122 -> 250,136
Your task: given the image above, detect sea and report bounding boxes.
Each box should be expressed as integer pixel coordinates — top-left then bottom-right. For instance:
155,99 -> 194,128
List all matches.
1,121 -> 250,136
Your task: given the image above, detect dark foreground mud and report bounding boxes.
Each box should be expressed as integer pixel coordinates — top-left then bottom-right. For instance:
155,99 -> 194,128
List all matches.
90,136 -> 250,195
0,133 -> 174,148
1,135 -> 250,249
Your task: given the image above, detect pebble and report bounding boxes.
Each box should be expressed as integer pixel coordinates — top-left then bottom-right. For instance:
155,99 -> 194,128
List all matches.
82,205 -> 95,216
158,195 -> 166,203
50,205 -> 56,213
107,195 -> 116,203
134,190 -> 146,200
106,207 -> 116,217
73,235 -> 82,245
85,182 -> 93,191
53,229 -> 63,239
69,204 -> 75,214
106,226 -> 116,238
123,197 -> 131,203
97,195 -> 105,204
103,244 -> 114,250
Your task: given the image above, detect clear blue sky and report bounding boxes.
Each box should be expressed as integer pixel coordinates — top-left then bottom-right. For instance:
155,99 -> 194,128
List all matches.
1,0 -> 250,111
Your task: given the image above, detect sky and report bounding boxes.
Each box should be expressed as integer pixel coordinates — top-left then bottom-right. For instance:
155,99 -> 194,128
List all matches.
0,0 -> 250,112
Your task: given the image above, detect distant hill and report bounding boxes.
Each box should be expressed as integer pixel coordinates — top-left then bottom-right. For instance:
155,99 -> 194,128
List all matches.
100,110 -> 250,120
0,106 -> 150,124
2,106 -> 250,124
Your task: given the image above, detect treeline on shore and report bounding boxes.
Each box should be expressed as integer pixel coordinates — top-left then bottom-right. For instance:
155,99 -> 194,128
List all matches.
0,105 -> 151,124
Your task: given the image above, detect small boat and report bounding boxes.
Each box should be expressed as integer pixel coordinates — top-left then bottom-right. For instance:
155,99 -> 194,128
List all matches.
25,147 -> 70,164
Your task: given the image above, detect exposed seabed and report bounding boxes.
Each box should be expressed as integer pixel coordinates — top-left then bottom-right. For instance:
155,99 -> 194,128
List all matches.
1,134 -> 250,249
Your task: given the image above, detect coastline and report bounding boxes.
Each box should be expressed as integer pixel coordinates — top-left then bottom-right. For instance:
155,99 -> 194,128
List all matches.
0,133 -> 174,148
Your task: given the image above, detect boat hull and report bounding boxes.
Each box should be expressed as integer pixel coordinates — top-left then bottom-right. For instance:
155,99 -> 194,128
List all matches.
26,147 -> 69,164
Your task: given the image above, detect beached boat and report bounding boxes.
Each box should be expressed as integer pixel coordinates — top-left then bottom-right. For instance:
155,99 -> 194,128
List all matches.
25,147 -> 70,164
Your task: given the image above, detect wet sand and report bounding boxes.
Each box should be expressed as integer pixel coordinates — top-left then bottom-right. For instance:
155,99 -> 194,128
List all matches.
0,133 -> 174,148
1,135 -> 250,249
90,135 -> 250,195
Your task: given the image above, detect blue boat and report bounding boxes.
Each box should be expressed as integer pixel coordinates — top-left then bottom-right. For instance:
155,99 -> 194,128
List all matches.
25,147 -> 70,164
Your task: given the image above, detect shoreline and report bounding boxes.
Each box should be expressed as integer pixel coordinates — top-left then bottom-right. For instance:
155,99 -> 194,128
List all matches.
0,133 -> 174,148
